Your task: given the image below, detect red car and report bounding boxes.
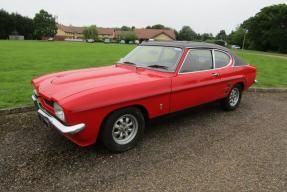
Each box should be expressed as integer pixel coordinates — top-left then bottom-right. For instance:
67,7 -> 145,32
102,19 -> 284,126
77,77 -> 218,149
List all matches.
32,41 -> 256,152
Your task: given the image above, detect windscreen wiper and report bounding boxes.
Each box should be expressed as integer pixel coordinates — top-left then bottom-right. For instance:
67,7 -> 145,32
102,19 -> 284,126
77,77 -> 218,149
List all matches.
147,65 -> 168,69
123,61 -> 137,65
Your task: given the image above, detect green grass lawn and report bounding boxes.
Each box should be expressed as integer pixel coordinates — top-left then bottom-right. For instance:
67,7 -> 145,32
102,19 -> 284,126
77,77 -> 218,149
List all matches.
0,40 -> 286,109
233,49 -> 287,88
0,41 -> 135,109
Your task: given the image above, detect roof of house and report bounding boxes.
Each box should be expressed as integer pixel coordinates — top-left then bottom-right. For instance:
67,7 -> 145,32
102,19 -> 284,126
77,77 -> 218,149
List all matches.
57,24 -> 84,34
98,28 -> 115,35
57,24 -> 115,35
134,28 -> 176,40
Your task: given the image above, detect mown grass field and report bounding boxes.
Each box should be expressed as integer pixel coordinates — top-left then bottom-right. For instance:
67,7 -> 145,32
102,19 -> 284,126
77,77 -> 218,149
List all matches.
0,41 -> 135,108
233,49 -> 287,88
0,40 -> 286,109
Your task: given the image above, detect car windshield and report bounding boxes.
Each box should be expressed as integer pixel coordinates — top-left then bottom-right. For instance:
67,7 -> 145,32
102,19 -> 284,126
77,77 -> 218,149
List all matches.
119,46 -> 183,72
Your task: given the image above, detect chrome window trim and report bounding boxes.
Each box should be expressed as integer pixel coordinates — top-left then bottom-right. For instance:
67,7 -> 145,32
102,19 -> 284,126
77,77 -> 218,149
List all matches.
233,64 -> 250,68
178,48 -> 214,75
212,49 -> 216,69
213,49 -> 233,69
178,48 -> 233,75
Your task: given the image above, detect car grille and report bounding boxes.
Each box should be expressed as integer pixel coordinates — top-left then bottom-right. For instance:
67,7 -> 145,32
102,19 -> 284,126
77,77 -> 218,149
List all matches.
44,99 -> 54,107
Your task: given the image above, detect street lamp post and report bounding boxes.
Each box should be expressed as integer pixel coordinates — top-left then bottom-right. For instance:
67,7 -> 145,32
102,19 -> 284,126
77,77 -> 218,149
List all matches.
242,29 -> 248,50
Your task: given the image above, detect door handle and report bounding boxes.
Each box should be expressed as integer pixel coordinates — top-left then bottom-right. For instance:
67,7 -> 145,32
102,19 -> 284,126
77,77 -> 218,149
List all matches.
212,73 -> 220,77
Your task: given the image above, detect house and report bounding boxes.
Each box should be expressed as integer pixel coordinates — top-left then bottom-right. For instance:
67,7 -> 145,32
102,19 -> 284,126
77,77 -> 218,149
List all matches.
55,24 -> 115,40
115,28 -> 176,42
55,24 -> 176,42
55,24 -> 84,40
134,28 -> 176,41
97,28 -> 115,40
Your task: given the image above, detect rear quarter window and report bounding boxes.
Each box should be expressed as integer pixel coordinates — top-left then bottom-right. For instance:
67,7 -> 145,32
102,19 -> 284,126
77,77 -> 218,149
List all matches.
214,51 -> 231,68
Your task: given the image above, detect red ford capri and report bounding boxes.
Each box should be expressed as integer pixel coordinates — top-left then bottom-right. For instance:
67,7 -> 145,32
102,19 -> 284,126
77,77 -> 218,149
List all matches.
32,41 -> 256,152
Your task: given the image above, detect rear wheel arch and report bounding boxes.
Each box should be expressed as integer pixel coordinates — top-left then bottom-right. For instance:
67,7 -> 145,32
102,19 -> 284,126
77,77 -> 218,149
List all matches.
221,83 -> 243,111
236,82 -> 245,90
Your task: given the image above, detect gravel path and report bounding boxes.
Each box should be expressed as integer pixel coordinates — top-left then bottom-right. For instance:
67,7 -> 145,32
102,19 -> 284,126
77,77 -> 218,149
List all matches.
0,93 -> 286,192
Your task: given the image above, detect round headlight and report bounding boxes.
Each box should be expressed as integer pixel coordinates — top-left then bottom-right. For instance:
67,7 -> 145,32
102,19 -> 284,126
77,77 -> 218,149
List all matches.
54,102 -> 65,122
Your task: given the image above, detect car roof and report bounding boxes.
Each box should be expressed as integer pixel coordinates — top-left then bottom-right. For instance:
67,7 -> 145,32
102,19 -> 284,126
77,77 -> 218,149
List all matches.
140,40 -> 248,66
141,41 -> 229,52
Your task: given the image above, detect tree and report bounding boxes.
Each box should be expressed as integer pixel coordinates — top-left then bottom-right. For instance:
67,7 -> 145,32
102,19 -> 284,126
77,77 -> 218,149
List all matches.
151,24 -> 165,29
227,26 -> 247,47
146,24 -> 170,30
118,31 -> 137,42
174,30 -> 179,40
121,26 -> 131,31
33,9 -> 57,39
177,26 -> 197,41
11,13 -> 34,39
83,25 -> 98,40
201,33 -> 214,41
0,9 -> 12,39
242,4 -> 287,53
0,9 -> 34,39
216,30 -> 227,40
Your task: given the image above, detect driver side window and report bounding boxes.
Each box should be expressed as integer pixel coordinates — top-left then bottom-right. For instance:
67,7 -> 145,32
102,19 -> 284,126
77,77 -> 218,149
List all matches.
180,49 -> 213,73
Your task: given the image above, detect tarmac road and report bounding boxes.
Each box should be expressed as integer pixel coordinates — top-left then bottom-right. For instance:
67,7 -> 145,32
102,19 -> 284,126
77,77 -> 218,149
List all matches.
0,92 -> 286,192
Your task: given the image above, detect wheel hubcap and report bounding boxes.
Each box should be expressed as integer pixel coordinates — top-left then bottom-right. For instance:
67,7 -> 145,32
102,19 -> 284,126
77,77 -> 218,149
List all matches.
112,114 -> 138,145
229,88 -> 240,107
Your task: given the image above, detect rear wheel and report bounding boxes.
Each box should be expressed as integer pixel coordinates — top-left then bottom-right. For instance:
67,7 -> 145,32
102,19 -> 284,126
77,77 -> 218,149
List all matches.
101,107 -> 145,152
221,84 -> 242,110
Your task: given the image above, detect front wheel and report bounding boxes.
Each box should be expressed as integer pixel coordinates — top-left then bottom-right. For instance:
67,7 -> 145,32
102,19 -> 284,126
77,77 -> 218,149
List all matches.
100,107 -> 145,152
221,85 -> 242,111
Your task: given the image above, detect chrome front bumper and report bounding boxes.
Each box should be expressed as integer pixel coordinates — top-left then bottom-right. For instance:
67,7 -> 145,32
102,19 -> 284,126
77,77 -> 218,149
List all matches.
32,95 -> 85,134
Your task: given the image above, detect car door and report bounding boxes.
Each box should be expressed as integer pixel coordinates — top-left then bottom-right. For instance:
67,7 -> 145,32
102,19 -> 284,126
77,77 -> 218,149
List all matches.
170,49 -> 222,112
212,49 -> 235,98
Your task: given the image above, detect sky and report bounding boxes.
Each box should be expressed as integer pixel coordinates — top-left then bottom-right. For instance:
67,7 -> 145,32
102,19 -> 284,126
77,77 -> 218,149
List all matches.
1,0 -> 286,35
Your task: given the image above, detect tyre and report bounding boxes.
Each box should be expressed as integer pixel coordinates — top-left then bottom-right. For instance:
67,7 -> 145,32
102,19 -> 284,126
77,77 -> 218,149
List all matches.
100,107 -> 145,152
221,84 -> 242,111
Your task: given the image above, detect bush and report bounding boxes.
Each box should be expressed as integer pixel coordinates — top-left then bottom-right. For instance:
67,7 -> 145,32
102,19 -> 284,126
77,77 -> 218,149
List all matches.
83,25 -> 98,40
205,39 -> 226,47
118,31 -> 137,43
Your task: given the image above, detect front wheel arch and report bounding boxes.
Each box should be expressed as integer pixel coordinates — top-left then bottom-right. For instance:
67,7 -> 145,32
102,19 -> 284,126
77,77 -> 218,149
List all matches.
100,105 -> 149,127
97,105 -> 149,140
99,106 -> 147,152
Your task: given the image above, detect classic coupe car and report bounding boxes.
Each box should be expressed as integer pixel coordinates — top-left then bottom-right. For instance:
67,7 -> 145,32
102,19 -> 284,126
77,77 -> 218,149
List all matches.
32,41 -> 256,152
